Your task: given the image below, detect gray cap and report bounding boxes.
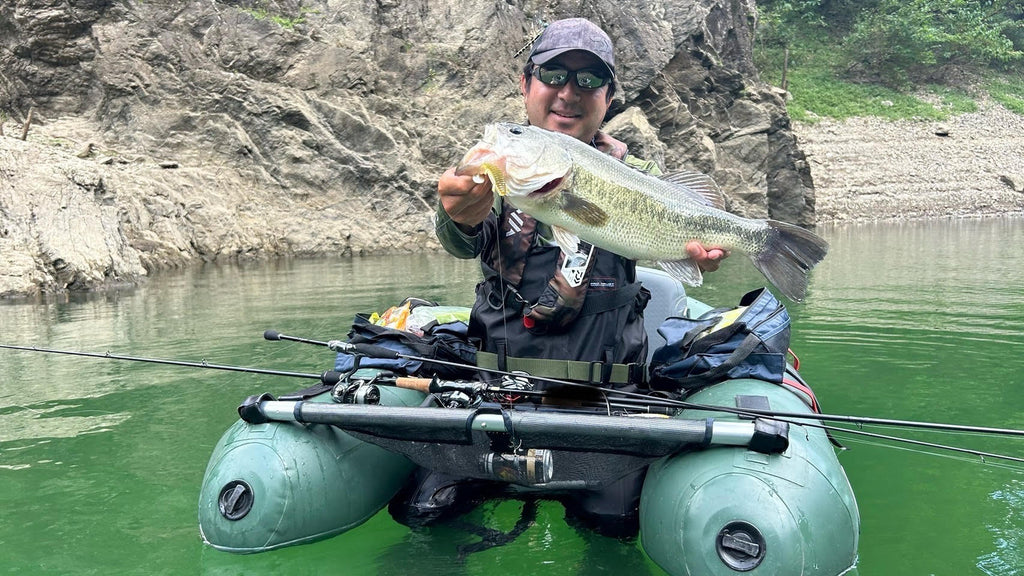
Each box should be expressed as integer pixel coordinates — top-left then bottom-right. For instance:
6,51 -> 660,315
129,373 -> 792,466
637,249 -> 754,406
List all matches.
528,18 -> 615,78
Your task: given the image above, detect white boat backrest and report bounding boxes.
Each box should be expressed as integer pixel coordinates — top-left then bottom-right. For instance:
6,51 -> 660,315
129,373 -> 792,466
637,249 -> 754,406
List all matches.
636,266 -> 688,363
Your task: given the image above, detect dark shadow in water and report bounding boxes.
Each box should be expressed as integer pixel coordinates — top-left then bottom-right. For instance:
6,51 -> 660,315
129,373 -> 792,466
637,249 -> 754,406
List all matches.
453,498 -> 539,560
372,495 -> 654,576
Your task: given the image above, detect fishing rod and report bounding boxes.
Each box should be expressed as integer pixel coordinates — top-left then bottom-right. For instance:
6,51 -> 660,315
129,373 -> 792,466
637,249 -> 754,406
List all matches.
4,339 -> 1022,462
816,423 -> 1024,464
263,331 -> 1024,463
0,339 -> 674,411
0,341 -> 587,407
0,343 -> 342,384
266,330 -> 1024,439
8,336 -> 1024,441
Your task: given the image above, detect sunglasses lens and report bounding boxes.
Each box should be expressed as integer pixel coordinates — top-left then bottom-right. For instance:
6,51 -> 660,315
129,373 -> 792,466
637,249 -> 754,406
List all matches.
574,70 -> 607,89
537,67 -> 569,86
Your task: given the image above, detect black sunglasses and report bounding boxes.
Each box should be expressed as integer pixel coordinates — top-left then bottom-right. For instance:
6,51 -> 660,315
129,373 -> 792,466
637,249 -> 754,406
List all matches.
531,65 -> 612,90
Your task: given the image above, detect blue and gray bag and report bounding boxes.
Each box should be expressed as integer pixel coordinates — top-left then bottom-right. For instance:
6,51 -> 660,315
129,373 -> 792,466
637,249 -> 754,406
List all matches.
648,288 -> 791,393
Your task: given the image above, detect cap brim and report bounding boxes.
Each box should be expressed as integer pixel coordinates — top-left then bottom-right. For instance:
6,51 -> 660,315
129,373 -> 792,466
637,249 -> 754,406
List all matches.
531,48 -> 615,79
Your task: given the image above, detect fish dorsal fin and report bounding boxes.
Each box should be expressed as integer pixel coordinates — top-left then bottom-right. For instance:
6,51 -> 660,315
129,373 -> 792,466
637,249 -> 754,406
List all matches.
661,170 -> 726,210
657,258 -> 704,288
552,226 -> 581,255
561,191 -> 609,227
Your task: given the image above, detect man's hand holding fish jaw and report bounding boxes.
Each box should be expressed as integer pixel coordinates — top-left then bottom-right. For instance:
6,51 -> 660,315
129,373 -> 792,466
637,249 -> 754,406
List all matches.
686,241 -> 729,272
438,167 -> 494,230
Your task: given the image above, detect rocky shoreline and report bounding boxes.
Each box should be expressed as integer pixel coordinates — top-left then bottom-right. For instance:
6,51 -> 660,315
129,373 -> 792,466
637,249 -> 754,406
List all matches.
794,101 -> 1024,223
2,0 -> 818,297
3,102 -> 1023,299
2,2 -> 1021,299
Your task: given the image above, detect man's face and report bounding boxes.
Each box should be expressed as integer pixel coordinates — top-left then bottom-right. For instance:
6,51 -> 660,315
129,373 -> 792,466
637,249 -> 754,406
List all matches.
520,50 -> 613,143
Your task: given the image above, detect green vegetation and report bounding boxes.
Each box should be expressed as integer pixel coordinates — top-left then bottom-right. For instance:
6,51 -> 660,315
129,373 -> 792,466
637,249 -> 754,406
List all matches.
988,75 -> 1024,113
755,0 -> 1024,121
240,1 -> 317,29
758,35 -> 980,121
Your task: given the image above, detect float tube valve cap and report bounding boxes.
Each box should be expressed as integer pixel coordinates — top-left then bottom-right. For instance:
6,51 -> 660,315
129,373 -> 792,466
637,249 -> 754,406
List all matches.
716,521 -> 767,571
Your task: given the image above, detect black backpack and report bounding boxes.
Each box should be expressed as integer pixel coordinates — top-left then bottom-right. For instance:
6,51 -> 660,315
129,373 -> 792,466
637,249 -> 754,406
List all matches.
334,303 -> 478,379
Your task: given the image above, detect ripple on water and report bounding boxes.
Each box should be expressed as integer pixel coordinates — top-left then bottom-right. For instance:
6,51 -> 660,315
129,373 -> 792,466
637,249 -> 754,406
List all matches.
978,480 -> 1024,576
0,404 -> 130,446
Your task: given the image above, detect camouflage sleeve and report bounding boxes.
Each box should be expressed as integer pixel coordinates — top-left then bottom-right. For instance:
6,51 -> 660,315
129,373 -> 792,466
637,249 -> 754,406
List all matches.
434,201 -> 482,259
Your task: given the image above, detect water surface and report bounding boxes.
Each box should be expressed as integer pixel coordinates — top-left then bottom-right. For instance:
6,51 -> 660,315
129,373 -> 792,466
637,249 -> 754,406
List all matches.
2,218 -> 1023,575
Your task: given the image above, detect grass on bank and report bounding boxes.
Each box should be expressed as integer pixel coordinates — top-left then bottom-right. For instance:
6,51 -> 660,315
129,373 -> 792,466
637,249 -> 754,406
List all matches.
756,38 -> 1024,123
988,75 -> 1024,114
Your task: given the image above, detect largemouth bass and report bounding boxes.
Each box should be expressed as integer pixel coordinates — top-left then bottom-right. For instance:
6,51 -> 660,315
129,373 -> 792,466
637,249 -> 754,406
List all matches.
456,122 -> 828,302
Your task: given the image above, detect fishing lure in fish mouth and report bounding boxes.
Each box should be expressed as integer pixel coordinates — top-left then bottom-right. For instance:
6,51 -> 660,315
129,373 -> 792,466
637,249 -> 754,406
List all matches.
471,162 -> 509,196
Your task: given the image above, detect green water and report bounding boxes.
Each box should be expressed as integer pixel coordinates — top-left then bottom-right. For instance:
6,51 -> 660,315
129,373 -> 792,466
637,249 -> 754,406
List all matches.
1,217 -> 1023,575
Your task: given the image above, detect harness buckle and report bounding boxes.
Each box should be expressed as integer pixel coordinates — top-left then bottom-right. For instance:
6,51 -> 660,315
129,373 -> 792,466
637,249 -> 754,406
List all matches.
486,283 -> 529,312
587,360 -> 614,387
627,363 -> 647,386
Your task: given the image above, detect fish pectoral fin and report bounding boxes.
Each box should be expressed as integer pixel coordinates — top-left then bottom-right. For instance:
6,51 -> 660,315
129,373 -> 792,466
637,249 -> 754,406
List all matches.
661,170 -> 726,210
561,192 -> 609,227
551,226 -> 581,255
657,258 -> 704,287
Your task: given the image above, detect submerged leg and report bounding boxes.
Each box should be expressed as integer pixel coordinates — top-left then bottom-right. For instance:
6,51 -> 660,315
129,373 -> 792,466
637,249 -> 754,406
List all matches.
561,467 -> 648,538
388,468 -> 493,528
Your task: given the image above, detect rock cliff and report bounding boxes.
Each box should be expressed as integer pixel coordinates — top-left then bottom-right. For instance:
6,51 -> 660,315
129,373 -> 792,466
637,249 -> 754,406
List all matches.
0,0 -> 813,296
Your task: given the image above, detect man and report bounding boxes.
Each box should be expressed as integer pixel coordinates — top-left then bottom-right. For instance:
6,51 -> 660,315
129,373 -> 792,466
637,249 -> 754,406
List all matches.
436,18 -> 725,379
411,17 -> 726,535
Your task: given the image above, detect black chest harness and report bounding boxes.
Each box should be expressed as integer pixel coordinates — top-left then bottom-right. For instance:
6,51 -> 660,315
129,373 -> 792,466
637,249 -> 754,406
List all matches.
472,202 -> 649,387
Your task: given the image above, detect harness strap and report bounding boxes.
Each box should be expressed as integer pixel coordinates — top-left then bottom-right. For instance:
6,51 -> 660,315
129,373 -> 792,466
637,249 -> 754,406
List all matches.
495,339 -> 509,372
475,351 -> 644,386
482,276 -> 642,318
577,281 -> 643,317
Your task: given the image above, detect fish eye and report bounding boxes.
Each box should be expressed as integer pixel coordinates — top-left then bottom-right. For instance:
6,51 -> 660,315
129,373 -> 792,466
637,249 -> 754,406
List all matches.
509,125 -> 524,135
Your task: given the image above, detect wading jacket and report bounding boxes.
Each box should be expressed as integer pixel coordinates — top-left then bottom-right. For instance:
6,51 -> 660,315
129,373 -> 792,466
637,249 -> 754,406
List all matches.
435,132 -> 660,385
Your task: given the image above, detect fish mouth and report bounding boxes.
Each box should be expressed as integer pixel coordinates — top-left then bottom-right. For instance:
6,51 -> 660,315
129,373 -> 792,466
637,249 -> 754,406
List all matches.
455,147 -> 511,195
530,177 -> 563,197
455,145 -> 502,176
455,124 -> 571,198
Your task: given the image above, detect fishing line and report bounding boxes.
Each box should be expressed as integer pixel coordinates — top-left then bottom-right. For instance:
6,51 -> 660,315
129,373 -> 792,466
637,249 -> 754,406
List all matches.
426,157 -> 516,363
831,421 -> 1020,443
827,433 -> 986,465
496,209 -> 513,370
513,26 -> 546,58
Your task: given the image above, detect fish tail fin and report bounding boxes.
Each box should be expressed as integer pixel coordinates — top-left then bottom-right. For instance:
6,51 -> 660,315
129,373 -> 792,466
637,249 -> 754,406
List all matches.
750,220 -> 829,302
